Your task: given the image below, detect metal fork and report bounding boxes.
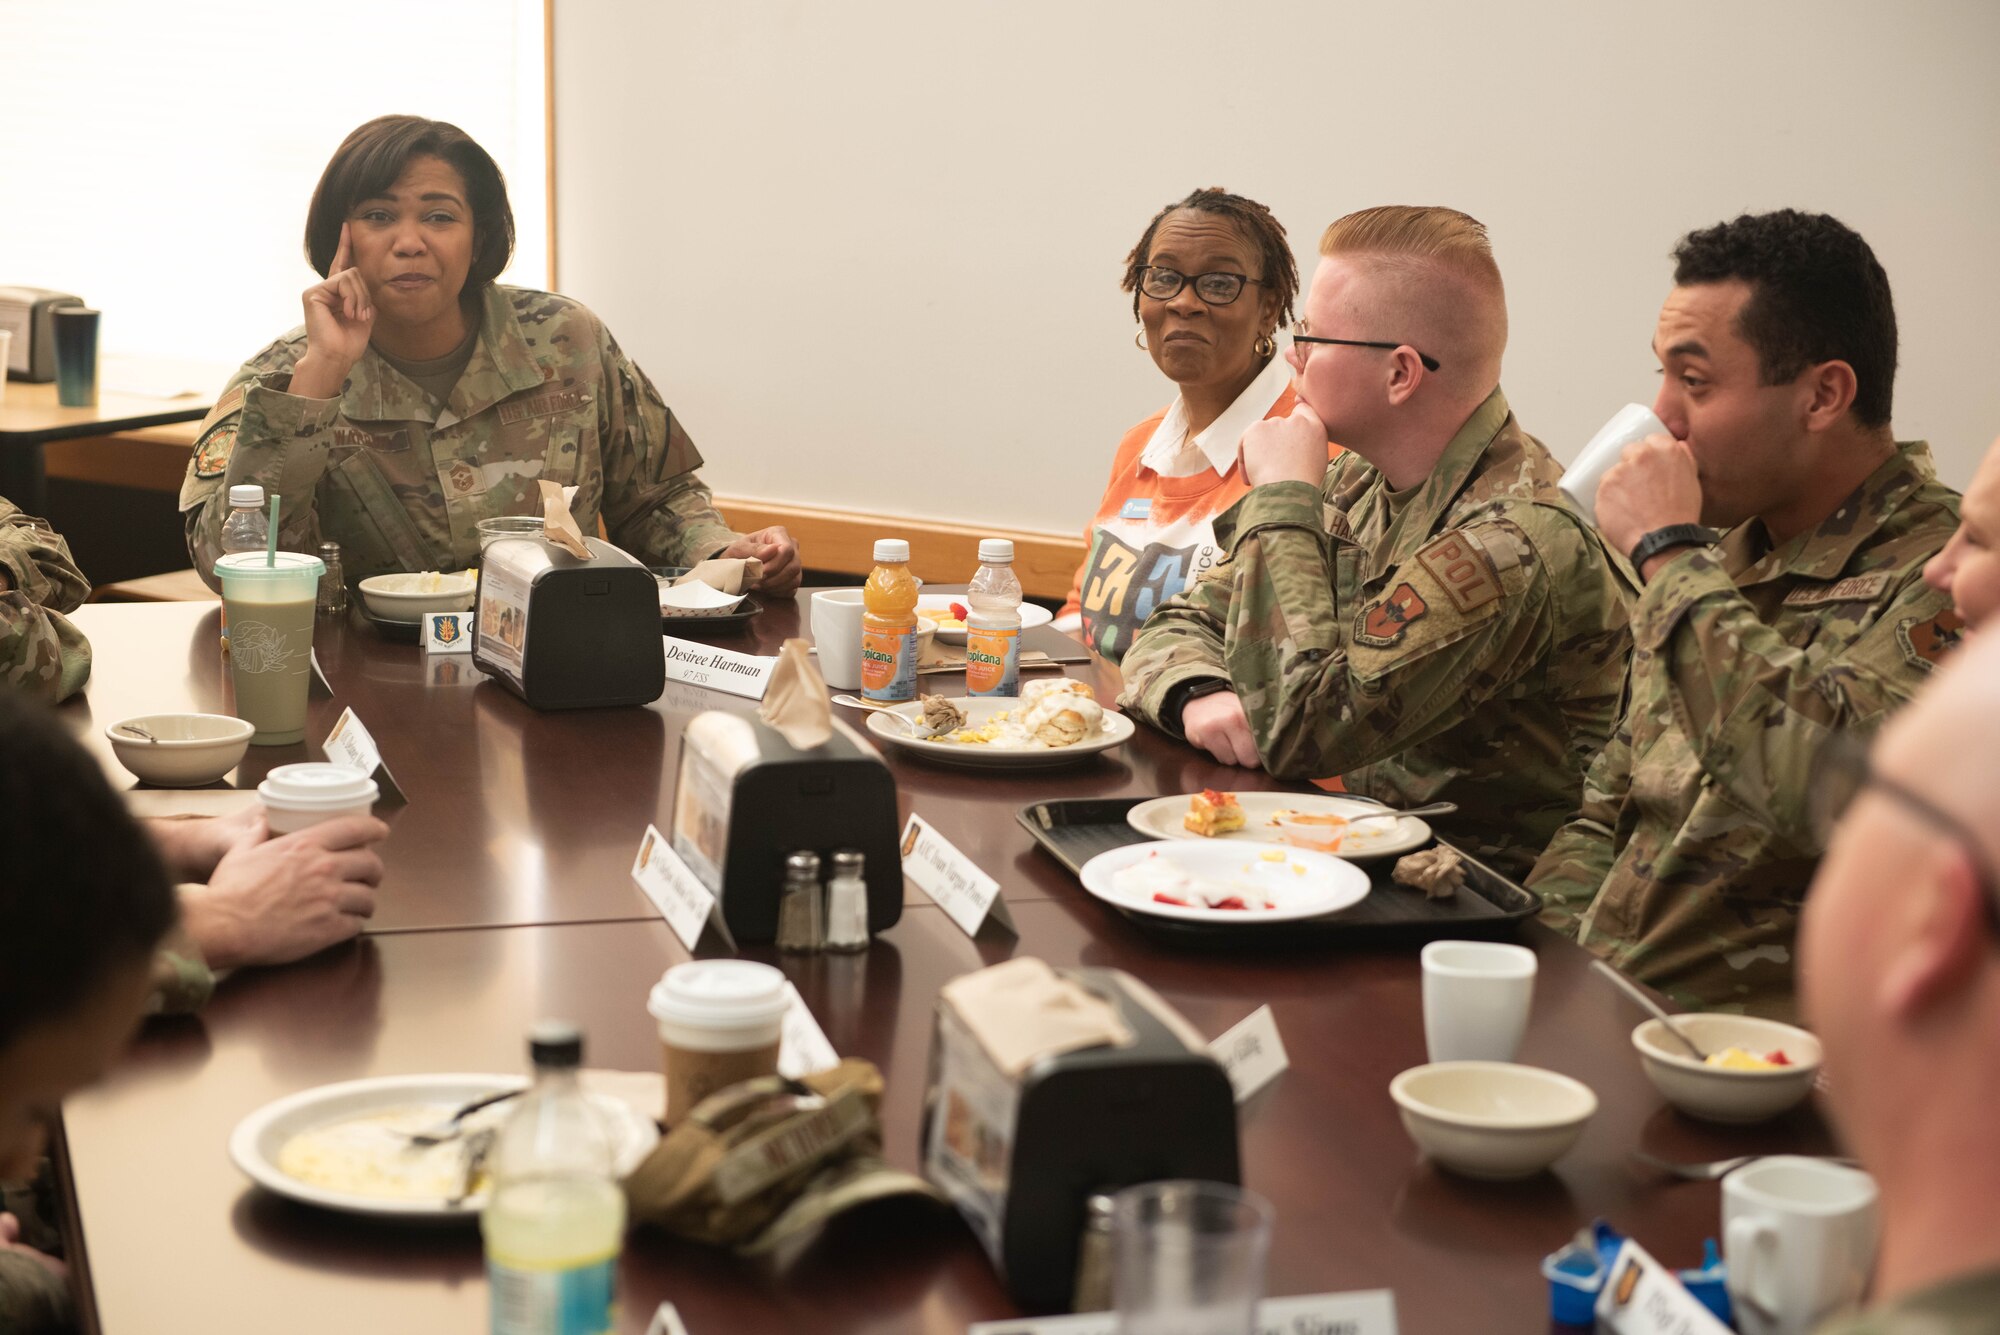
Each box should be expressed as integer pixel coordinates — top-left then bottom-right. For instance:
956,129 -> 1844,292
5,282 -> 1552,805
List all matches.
405,1089 -> 520,1147
1631,1148 -> 1860,1181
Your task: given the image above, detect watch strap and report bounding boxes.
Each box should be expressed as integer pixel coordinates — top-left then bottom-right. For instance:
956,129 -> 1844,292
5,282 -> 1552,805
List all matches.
1630,523 -> 1721,567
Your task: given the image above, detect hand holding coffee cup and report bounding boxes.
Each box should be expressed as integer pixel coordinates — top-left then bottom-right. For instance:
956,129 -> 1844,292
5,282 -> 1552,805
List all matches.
1594,434 -> 1706,569
1558,404 -> 1669,525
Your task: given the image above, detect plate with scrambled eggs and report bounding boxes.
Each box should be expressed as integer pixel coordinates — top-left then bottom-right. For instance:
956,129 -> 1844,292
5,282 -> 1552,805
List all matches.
863,686 -> 1133,770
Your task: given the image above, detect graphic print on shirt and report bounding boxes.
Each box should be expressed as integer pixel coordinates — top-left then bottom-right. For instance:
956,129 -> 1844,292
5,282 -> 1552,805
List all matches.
1079,529 -> 1220,660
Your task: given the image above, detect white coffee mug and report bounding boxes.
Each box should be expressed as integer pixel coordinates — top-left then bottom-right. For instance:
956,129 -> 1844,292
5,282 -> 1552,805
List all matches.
1723,1156 -> 1879,1335
1559,403 -> 1669,524
1421,940 -> 1537,1063
810,588 -> 867,691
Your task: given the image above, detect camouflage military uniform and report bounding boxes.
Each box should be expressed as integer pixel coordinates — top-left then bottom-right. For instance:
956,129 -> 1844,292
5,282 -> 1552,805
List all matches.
0,497 -> 90,702
179,286 -> 742,586
1529,441 -> 1962,1019
1120,390 -> 1636,879
1815,1269 -> 2000,1334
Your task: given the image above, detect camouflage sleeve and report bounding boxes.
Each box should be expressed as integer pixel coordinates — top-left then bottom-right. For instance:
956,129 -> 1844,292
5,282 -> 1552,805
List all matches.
1528,708 -> 1632,935
1115,546 -> 1236,734
0,1248 -> 73,1334
594,328 -> 739,568
146,912 -> 216,1015
1194,481 -> 1556,778
180,346 -> 344,591
1635,548 -> 1959,838
0,500 -> 92,701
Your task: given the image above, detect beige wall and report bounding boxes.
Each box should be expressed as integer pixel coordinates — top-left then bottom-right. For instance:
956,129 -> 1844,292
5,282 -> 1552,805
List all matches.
555,0 -> 2000,536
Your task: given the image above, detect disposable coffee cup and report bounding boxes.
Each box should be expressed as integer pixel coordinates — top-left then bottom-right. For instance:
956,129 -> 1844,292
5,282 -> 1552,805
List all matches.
647,960 -> 791,1123
1559,403 -> 1669,525
216,550 -> 325,745
257,762 -> 379,834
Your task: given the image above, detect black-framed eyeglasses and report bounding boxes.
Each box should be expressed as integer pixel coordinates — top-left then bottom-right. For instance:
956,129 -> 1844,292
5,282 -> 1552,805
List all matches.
1138,266 -> 1264,306
1289,323 -> 1440,373
1812,733 -> 2000,933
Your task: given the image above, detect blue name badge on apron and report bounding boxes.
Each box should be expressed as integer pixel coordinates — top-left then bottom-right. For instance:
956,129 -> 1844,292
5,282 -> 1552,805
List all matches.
1119,497 -> 1153,521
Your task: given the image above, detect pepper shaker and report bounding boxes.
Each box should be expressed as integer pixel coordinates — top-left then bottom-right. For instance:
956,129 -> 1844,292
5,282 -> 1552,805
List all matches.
775,850 -> 824,953
316,541 -> 348,615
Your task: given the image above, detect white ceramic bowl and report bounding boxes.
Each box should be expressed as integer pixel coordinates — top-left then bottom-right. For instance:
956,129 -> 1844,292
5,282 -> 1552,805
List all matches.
106,713 -> 256,787
915,616 -> 938,660
1389,1061 -> 1598,1180
357,571 -> 477,623
1632,1014 -> 1822,1124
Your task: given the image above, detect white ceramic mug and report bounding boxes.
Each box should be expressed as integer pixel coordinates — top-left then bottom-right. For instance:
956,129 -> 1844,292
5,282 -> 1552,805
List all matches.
810,588 -> 867,691
1559,403 -> 1669,524
1421,940 -> 1537,1063
1723,1156 -> 1879,1335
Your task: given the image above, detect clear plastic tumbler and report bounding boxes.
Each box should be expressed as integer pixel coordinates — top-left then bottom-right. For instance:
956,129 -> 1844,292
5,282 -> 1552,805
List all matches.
215,551 -> 325,745
1112,1180 -> 1274,1335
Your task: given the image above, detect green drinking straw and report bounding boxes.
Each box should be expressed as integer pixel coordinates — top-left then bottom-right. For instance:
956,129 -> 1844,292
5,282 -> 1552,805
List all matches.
266,495 -> 280,566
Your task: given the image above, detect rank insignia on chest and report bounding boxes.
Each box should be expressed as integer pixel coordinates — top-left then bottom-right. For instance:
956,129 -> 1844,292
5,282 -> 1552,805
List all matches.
1898,608 -> 1965,670
191,424 -> 238,479
1355,582 -> 1429,647
446,460 -> 482,496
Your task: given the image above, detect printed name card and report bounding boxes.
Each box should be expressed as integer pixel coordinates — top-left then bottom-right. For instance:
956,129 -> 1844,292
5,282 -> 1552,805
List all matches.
662,637 -> 775,701
900,813 -> 1016,938
1209,1004 -> 1290,1104
644,1304 -> 691,1335
320,707 -> 407,803
968,1289 -> 1398,1335
1597,1240 -> 1732,1335
631,824 -> 737,952
421,610 -> 475,653
777,981 -> 840,1078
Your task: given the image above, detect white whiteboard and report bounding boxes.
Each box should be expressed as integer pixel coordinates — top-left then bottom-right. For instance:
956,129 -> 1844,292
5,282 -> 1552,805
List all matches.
554,0 -> 2000,536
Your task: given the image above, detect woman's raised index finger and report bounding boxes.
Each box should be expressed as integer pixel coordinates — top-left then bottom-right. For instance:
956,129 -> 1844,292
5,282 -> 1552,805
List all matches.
332,222 -> 352,272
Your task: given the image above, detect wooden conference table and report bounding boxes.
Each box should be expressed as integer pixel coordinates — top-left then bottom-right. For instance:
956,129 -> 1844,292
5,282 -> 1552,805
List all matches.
0,382 -> 207,513
55,598 -> 1836,1334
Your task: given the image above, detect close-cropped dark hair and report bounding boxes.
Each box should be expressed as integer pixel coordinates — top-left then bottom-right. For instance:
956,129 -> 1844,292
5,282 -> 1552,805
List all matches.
0,692 -> 176,1051
1671,209 -> 1897,428
304,115 -> 516,290
1123,187 -> 1299,329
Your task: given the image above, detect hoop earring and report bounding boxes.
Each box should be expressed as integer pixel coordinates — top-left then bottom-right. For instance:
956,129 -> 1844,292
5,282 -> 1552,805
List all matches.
1134,329 -> 1149,352
1255,333 -> 1276,358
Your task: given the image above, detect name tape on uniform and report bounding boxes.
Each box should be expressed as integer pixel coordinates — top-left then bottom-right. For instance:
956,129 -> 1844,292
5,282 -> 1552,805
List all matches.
901,813 -> 1015,938
1597,1240 -> 1732,1335
631,824 -> 737,952
321,707 -> 407,804
777,981 -> 840,1079
969,1289 -> 1398,1335
1209,1004 -> 1289,1104
662,638 -> 775,701
421,610 -> 476,653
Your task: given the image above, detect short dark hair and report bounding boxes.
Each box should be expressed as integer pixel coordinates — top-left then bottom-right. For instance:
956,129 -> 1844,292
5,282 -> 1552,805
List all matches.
1123,187 -> 1299,329
1671,209 -> 1897,428
0,692 -> 176,1051
304,115 -> 516,290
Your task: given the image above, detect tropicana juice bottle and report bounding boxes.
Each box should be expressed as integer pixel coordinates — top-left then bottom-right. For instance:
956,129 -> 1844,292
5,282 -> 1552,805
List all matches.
861,538 -> 920,703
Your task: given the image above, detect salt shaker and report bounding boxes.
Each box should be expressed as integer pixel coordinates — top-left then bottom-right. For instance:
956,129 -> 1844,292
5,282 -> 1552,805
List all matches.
316,541 -> 348,615
775,850 -> 824,953
1070,1193 -> 1116,1312
823,849 -> 869,952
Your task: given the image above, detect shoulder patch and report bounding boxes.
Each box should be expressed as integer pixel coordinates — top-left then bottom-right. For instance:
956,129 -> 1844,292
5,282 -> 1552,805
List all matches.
195,384 -> 246,437
1415,529 -> 1503,615
1897,608 -> 1964,671
1783,572 -> 1893,608
1354,582 -> 1429,647
191,423 -> 238,479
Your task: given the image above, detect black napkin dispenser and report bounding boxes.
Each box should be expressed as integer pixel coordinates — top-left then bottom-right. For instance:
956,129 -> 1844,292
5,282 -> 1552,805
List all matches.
472,536 -> 665,709
671,710 -> 904,942
922,967 -> 1241,1311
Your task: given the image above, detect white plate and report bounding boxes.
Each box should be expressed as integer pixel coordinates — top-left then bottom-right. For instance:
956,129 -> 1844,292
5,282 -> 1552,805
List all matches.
864,695 -> 1132,770
1126,791 -> 1432,860
914,598 -> 1054,646
1080,840 -> 1371,924
229,1073 -> 659,1220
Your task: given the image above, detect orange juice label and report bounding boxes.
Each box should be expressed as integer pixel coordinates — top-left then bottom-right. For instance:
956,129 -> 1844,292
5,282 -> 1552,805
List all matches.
861,624 -> 917,701
964,623 -> 1020,697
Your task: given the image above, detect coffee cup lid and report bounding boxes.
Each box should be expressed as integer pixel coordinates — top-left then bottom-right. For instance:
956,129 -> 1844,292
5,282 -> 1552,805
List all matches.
258,762 -> 379,811
648,960 -> 790,1032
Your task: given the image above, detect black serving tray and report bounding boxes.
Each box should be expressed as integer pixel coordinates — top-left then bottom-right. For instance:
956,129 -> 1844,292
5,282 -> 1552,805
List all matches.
652,567 -> 763,634
1015,796 -> 1541,945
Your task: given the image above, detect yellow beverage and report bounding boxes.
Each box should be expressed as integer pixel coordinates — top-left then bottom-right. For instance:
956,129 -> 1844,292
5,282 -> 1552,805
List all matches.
861,538 -> 919,702
483,1177 -> 625,1335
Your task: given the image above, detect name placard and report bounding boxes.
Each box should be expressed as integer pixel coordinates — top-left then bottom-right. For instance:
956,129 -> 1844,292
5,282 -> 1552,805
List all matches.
631,824 -> 737,951
1596,1240 -> 1733,1335
321,707 -> 407,803
901,813 -> 1015,938
777,981 -> 840,1078
421,610 -> 475,653
662,637 -> 775,701
1209,1004 -> 1289,1104
644,1304 -> 691,1335
969,1289 -> 1398,1335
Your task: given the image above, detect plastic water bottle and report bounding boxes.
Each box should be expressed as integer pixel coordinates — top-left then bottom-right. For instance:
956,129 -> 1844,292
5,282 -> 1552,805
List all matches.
218,484 -> 268,637
965,538 -> 1022,697
482,1021 -> 624,1335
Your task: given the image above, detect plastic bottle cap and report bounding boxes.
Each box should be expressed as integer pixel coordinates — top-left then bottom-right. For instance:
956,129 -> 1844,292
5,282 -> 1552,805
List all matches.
978,538 -> 1015,564
529,1020 -> 584,1067
228,484 -> 266,508
872,538 -> 910,563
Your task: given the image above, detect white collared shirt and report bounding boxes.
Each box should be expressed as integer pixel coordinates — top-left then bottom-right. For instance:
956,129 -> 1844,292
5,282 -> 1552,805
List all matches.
1136,353 -> 1295,480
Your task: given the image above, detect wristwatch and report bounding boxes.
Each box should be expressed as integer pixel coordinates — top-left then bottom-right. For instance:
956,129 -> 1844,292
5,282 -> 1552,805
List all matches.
1629,523 -> 1721,569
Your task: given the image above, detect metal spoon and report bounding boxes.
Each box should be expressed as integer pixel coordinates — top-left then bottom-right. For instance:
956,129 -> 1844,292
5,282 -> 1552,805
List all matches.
115,723 -> 159,744
830,694 -> 891,711
1344,801 -> 1457,825
1591,959 -> 1709,1061
1630,1148 -> 1860,1182
405,1088 -> 520,1147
